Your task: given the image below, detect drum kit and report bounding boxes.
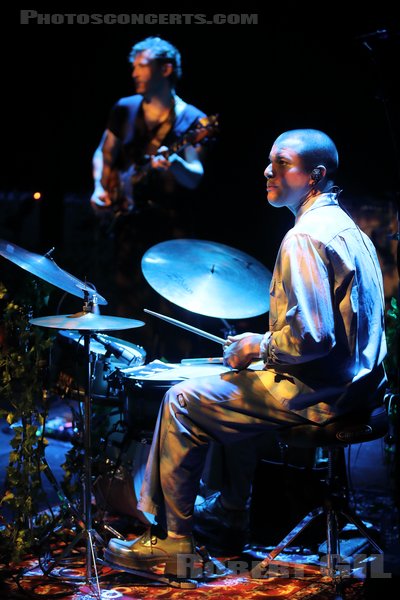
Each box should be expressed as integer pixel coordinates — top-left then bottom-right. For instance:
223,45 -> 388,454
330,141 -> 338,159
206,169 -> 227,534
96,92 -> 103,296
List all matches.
0,237 -> 272,585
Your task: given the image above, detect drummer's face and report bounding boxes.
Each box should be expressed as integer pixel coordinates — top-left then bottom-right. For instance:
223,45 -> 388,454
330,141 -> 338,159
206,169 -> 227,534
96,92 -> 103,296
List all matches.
264,139 -> 312,214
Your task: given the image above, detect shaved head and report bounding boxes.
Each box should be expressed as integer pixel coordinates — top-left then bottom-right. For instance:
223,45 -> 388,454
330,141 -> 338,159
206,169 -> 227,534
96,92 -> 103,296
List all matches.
274,129 -> 339,175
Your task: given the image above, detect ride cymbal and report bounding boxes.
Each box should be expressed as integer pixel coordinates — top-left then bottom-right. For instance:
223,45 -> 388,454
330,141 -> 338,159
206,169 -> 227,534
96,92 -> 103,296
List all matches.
141,239 -> 272,318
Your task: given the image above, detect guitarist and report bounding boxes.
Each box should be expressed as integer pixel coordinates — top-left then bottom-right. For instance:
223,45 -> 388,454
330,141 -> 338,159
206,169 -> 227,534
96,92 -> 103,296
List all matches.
90,36 -> 207,359
91,35 -> 205,222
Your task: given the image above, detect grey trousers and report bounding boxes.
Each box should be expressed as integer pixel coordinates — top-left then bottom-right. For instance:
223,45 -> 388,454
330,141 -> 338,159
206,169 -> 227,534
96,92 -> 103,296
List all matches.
137,369 -> 311,535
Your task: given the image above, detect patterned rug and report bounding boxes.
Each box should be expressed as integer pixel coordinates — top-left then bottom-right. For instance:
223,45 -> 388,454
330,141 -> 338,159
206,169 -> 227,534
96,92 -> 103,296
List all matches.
0,552 -> 371,599
1,512 -> 396,599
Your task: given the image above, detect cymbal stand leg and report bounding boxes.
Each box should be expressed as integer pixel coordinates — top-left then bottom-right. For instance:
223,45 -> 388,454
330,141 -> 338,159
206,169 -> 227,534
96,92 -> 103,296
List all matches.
82,329 -> 102,591
40,328 -> 104,594
87,528 -> 101,599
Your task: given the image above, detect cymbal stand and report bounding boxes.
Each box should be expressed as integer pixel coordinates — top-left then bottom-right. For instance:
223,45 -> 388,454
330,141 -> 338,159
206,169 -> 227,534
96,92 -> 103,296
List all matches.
220,318 -> 236,337
40,295 -> 104,597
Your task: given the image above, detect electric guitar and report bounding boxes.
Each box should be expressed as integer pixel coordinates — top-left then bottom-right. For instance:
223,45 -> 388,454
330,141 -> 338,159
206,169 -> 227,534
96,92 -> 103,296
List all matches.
106,114 -> 219,219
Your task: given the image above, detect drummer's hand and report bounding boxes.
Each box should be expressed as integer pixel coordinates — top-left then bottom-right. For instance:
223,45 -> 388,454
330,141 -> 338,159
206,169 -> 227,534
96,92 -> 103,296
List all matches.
90,186 -> 113,212
223,333 -> 263,370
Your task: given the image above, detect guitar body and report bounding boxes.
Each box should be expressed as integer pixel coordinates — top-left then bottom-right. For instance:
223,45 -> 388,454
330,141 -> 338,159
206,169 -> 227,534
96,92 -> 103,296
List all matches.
108,165 -> 135,216
105,115 -> 218,219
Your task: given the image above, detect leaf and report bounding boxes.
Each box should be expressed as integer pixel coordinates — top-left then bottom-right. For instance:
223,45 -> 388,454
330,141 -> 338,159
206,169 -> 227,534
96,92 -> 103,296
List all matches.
8,452 -> 19,463
0,492 -> 15,504
6,413 -> 15,425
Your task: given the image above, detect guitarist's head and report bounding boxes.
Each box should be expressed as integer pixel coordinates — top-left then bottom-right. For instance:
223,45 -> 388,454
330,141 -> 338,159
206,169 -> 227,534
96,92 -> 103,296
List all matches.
129,36 -> 182,94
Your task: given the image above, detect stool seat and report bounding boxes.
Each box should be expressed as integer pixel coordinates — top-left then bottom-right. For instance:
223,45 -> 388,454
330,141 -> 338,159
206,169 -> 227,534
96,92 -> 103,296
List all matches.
277,405 -> 388,448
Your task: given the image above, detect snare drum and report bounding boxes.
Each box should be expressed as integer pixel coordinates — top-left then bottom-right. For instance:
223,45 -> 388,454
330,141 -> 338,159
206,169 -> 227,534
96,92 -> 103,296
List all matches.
54,330 -> 146,402
122,361 -> 230,436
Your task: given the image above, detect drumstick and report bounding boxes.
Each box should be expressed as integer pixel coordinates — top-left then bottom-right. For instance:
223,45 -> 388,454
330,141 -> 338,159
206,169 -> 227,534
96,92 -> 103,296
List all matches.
143,308 -> 226,345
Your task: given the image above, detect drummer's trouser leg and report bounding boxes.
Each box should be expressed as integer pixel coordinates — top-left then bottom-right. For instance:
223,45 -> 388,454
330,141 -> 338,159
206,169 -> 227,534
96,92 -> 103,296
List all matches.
216,435 -> 270,509
137,370 -> 308,535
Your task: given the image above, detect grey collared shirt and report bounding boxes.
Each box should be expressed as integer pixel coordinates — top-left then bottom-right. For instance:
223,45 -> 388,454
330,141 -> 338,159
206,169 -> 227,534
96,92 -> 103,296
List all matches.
258,193 -> 387,423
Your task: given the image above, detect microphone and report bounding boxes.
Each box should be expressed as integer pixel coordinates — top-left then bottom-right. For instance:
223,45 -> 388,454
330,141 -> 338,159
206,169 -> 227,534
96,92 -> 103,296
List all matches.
92,333 -> 136,365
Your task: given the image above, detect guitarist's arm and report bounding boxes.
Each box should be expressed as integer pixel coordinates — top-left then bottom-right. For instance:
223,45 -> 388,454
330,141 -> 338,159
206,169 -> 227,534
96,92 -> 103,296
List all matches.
151,145 -> 204,190
91,129 -> 122,211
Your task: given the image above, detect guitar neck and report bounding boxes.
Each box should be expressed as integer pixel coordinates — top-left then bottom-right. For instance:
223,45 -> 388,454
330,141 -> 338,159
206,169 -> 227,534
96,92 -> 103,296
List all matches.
115,114 -> 217,192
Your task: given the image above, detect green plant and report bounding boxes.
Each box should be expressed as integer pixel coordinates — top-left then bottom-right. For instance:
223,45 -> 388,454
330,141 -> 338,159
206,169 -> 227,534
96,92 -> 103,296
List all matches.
385,297 -> 399,394
383,297 -> 400,499
0,278 -> 53,563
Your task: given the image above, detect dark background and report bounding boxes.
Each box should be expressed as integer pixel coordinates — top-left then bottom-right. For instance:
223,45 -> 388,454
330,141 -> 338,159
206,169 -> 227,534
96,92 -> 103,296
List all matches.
1,7 -> 399,349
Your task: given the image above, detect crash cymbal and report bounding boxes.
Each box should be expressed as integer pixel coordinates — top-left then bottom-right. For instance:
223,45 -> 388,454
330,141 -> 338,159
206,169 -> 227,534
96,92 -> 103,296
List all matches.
141,239 -> 272,319
30,312 -> 144,331
0,239 -> 107,305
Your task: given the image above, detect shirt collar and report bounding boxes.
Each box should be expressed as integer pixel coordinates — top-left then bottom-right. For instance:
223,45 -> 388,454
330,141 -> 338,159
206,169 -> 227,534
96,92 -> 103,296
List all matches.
295,193 -> 339,224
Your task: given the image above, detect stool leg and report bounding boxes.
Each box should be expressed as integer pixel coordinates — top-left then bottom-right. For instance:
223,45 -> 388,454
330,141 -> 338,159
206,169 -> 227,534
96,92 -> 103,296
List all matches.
250,507 -> 324,577
326,449 -> 341,578
326,507 -> 340,577
341,510 -> 383,554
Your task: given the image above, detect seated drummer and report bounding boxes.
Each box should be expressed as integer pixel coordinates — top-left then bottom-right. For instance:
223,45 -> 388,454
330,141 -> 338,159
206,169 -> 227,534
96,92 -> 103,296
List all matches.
105,128 -> 387,575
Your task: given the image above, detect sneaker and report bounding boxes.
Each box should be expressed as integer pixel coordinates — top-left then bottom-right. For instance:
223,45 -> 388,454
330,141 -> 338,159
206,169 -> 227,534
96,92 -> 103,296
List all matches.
193,492 -> 250,555
104,526 -> 200,577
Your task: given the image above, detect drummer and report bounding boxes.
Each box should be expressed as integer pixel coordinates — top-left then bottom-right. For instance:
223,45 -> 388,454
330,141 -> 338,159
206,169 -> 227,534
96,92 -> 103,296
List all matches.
105,129 -> 387,575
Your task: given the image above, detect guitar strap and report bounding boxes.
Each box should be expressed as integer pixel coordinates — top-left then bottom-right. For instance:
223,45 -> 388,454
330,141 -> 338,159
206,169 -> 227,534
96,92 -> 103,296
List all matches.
145,95 -> 188,156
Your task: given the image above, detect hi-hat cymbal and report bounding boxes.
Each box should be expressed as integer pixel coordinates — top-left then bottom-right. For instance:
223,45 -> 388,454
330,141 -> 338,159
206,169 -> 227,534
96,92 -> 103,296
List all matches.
0,239 -> 107,305
30,312 -> 144,331
141,239 -> 272,319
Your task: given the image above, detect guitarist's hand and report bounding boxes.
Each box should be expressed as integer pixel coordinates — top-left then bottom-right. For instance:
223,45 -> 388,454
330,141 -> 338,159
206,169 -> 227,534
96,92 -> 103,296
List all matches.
151,146 -> 172,171
90,186 -> 113,212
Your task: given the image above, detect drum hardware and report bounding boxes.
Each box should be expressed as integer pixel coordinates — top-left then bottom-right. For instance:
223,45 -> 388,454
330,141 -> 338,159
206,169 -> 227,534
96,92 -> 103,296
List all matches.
54,330 -> 145,405
30,311 -> 145,331
0,238 -> 107,305
3,236 -> 271,589
92,425 -> 155,526
1,240 -> 112,591
30,294 -> 144,590
92,332 -> 142,365
100,366 -> 125,402
220,317 -> 237,338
